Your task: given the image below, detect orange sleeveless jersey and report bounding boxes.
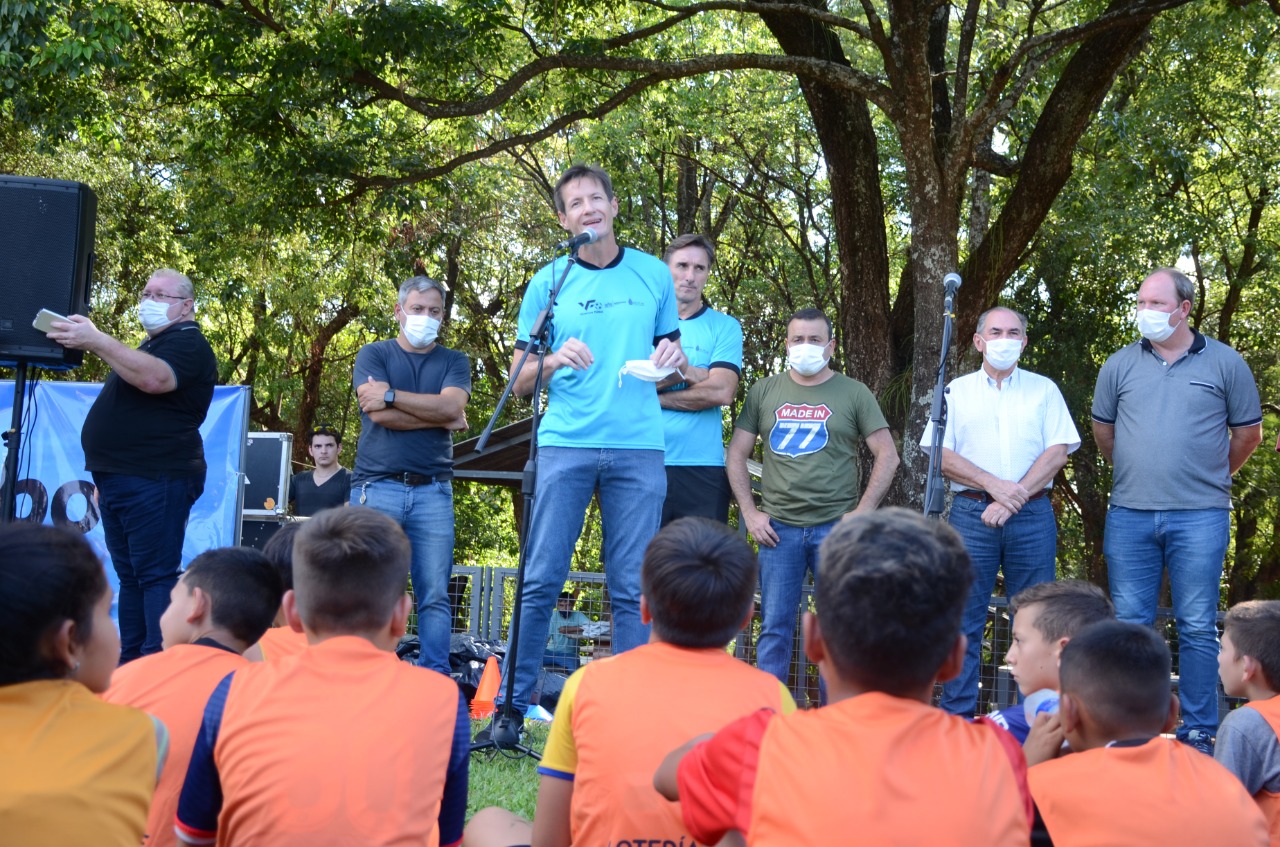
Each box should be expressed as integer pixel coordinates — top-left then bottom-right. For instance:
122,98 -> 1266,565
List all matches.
1029,737 -> 1268,846
540,641 -> 794,847
103,643 -> 246,847
256,626 -> 309,661
212,636 -> 458,846
678,692 -> 1031,846
0,679 -> 156,846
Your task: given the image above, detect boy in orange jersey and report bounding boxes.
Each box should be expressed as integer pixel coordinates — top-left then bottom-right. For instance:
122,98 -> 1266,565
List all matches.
989,580 -> 1114,746
242,522 -> 309,662
104,546 -> 282,847
175,507 -> 469,847
1028,620 -> 1267,846
1216,600 -> 1280,840
463,517 -> 795,847
655,508 -> 1033,847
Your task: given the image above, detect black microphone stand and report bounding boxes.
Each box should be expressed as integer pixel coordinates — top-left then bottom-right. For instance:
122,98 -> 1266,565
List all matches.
923,274 -> 961,518
470,244 -> 582,759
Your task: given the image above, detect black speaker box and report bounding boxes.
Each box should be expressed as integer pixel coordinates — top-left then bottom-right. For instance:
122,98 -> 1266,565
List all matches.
0,175 -> 97,369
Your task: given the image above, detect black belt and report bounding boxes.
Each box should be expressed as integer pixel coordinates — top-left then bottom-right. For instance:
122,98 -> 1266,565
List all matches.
384,472 -> 452,487
955,488 -> 1049,504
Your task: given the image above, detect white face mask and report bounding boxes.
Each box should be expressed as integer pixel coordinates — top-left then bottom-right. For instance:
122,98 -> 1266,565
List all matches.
138,299 -> 174,332
983,338 -> 1023,371
403,314 -> 440,349
618,359 -> 677,387
1135,307 -> 1180,343
787,343 -> 829,377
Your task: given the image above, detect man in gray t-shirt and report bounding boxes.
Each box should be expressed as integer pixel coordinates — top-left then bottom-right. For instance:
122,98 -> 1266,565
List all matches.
1092,266 -> 1262,754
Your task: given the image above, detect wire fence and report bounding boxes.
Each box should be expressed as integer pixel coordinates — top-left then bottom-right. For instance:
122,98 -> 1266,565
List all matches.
427,566 -> 1238,718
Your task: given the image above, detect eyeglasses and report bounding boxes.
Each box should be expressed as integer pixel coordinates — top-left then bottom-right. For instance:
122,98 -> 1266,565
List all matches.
140,291 -> 187,302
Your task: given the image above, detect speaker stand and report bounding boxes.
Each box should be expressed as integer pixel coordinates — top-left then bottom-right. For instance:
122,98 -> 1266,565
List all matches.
1,360 -> 31,523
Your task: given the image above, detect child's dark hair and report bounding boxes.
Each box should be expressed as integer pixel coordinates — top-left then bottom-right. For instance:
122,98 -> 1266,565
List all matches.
815,508 -> 973,696
0,524 -> 107,685
182,547 -> 284,646
261,522 -> 302,591
1224,600 -> 1280,691
641,517 -> 758,649
1009,580 -> 1115,642
292,507 -> 410,633
1059,620 -> 1171,736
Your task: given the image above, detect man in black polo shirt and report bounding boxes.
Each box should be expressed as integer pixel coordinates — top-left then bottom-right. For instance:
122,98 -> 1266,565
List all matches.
47,268 -> 218,661
350,275 -> 471,673
287,424 -> 350,516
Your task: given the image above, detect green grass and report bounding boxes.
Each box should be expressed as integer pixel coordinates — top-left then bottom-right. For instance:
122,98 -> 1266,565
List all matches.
466,718 -> 550,821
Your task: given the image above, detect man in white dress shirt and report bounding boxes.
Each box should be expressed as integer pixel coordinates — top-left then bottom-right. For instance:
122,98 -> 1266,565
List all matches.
922,306 -> 1080,717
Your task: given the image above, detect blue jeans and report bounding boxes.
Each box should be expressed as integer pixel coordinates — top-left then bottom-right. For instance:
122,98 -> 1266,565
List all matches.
353,478 -> 455,674
1105,506 -> 1228,736
939,495 -> 1058,716
498,447 -> 665,712
756,518 -> 837,683
94,471 -> 204,662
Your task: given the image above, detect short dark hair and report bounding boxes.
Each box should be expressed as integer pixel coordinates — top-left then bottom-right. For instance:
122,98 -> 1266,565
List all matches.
1224,601 -> 1280,691
553,164 -> 614,214
815,509 -> 972,696
641,517 -> 758,649
664,233 -> 716,266
292,507 -> 410,634
308,424 -> 342,447
0,524 -> 108,685
1059,621 -> 1171,737
788,307 -> 833,340
1009,580 -> 1115,642
261,522 -> 302,591
182,547 -> 283,645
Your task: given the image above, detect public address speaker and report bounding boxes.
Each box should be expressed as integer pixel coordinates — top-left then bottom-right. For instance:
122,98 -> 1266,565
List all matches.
0,175 -> 97,369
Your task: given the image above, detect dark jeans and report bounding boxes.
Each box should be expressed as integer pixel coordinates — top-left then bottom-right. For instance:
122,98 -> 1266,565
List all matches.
94,470 -> 204,661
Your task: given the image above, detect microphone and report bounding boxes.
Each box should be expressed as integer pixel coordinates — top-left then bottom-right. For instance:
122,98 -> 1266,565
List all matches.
942,272 -> 961,316
554,228 -> 599,252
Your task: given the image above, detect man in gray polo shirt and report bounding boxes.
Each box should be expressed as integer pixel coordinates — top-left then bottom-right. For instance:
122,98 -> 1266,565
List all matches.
1092,266 -> 1262,755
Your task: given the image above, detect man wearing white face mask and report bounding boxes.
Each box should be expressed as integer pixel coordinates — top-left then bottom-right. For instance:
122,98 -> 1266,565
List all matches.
919,306 -> 1079,718
728,308 -> 899,685
351,275 -> 471,673
48,268 -> 217,662
1093,266 -> 1262,755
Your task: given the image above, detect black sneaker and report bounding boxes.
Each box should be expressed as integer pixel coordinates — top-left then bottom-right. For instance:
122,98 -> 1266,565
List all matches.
1178,729 -> 1215,756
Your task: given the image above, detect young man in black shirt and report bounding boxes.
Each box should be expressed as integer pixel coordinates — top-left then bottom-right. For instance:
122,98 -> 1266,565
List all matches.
288,424 -> 351,516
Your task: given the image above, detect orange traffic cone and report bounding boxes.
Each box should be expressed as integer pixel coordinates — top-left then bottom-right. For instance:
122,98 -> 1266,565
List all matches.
469,656 -> 501,719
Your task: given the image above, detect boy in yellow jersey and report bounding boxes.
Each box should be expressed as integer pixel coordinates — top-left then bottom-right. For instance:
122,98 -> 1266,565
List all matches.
465,517 -> 794,847
656,509 -> 1033,847
175,508 -> 468,847
104,547 -> 281,847
1029,620 -> 1266,846
1216,601 -> 1280,841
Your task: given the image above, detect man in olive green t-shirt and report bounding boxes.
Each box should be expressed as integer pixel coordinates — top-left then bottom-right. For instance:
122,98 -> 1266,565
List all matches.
727,308 -> 900,683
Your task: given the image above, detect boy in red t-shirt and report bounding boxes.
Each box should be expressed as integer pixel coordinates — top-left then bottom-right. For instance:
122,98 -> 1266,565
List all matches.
1028,620 -> 1267,845
465,517 -> 794,847
105,546 -> 281,847
655,508 -> 1034,847
175,507 -> 468,847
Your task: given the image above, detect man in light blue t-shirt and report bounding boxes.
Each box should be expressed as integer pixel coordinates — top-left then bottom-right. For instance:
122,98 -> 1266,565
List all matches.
656,234 -> 743,525
489,164 -> 687,729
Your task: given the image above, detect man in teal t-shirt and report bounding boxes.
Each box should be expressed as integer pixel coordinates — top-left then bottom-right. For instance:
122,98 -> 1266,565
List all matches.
656,233 -> 743,525
728,308 -> 900,684
487,164 -> 687,730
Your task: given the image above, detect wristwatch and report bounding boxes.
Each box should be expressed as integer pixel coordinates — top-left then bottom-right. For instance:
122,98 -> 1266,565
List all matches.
383,389 -> 396,407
